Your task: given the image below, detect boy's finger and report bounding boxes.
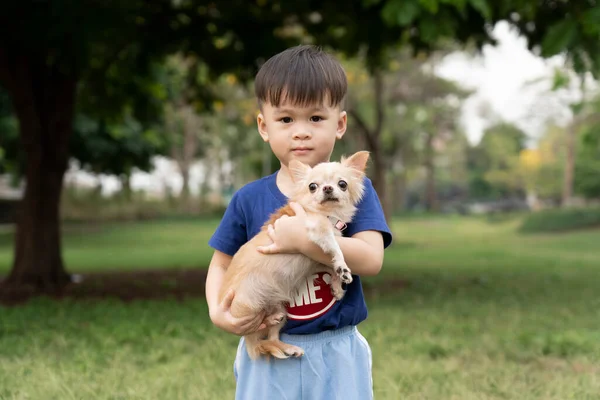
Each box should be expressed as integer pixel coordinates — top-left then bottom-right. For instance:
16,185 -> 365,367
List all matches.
256,243 -> 279,254
267,224 -> 276,240
241,313 -> 266,332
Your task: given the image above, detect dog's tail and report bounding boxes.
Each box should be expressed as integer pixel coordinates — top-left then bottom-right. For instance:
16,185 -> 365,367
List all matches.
244,332 -> 269,359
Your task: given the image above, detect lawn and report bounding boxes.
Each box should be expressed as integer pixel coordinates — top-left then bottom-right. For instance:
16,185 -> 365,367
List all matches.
1,214 -> 600,399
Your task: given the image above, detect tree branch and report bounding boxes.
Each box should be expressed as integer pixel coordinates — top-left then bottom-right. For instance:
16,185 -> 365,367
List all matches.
373,68 -> 385,138
348,108 -> 376,151
84,42 -> 134,86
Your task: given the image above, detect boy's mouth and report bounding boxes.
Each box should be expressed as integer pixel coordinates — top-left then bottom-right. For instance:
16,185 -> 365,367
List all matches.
292,147 -> 312,155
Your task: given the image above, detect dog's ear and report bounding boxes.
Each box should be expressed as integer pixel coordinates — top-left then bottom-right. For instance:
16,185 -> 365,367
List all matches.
341,151 -> 370,173
289,160 -> 311,182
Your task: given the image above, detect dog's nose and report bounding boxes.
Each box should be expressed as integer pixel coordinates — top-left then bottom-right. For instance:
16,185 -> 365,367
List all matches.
323,185 -> 333,194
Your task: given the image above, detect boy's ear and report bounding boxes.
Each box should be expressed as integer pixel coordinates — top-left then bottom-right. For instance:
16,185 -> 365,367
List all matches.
289,160 -> 311,182
257,113 -> 269,142
336,111 -> 347,139
342,151 -> 370,173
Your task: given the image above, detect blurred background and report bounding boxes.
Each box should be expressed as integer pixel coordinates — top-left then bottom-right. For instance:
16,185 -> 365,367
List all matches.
1,1 -> 599,399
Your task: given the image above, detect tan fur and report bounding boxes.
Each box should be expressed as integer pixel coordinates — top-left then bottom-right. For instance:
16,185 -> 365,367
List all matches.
219,151 -> 370,359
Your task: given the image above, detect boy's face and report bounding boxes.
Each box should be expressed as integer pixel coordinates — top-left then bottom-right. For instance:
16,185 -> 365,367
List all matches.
257,96 -> 347,168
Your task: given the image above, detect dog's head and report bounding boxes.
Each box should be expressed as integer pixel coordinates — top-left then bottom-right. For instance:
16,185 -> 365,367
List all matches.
289,151 -> 369,218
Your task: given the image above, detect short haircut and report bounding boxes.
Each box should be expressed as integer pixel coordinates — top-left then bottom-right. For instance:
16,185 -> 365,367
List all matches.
255,45 -> 347,109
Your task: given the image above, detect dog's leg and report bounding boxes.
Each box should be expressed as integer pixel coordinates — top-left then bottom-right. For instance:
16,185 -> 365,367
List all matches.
251,320 -> 304,359
262,311 -> 286,327
329,274 -> 345,300
307,225 -> 353,285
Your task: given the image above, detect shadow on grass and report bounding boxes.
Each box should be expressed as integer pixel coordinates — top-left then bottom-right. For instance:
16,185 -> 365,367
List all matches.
2,265 -> 596,313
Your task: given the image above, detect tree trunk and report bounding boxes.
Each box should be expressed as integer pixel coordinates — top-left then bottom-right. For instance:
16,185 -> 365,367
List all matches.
562,115 -> 579,207
180,168 -> 191,200
1,57 -> 77,290
424,132 -> 438,211
348,69 -> 391,223
392,168 -> 407,214
199,160 -> 213,209
370,143 -> 390,221
121,175 -> 132,201
180,166 -> 192,212
169,105 -> 199,213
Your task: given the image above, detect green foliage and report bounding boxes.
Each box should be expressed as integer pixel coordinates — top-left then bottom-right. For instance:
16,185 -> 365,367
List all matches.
376,0 -> 600,76
519,207 -> 600,233
468,122 -> 527,199
575,124 -> 600,199
468,0 -> 491,20
507,1 -> 600,77
540,17 -> 578,58
0,90 -> 19,176
70,113 -> 168,178
0,0 -> 306,179
382,0 -> 422,26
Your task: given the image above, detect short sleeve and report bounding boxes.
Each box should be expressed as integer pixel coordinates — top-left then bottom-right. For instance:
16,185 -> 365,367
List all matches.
208,191 -> 249,256
344,178 -> 393,248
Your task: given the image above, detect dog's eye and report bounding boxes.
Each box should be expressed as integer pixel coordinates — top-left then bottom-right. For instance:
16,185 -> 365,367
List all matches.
309,183 -> 318,193
338,180 -> 348,191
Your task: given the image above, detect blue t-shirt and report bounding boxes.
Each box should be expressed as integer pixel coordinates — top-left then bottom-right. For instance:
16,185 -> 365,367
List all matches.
208,171 -> 392,334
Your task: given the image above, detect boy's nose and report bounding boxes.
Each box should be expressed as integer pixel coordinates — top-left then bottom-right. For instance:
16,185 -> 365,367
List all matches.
292,130 -> 311,140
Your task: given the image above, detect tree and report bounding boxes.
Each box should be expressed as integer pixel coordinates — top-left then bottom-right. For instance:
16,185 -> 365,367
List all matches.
0,0 -> 302,290
0,89 -> 19,176
70,113 -> 167,195
519,124 -> 565,206
2,0 -> 599,290
574,93 -> 600,200
323,0 -> 600,213
468,122 -> 528,200
575,124 -> 600,200
376,0 -> 600,76
161,54 -> 211,209
390,56 -> 470,211
347,49 -> 470,216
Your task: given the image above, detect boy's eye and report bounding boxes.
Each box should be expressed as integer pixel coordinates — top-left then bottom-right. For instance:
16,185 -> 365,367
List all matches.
338,180 -> 348,191
280,117 -> 293,123
309,183 -> 318,193
310,116 -> 323,122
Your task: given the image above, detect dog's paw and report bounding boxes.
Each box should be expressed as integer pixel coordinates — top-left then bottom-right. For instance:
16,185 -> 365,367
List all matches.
282,344 -> 304,358
331,284 -> 345,300
334,264 -> 353,284
264,312 -> 286,326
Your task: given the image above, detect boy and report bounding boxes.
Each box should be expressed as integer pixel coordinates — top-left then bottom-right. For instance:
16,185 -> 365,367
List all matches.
206,45 -> 392,400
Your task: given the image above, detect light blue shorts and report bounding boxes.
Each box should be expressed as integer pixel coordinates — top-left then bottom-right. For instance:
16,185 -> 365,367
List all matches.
233,326 -> 373,400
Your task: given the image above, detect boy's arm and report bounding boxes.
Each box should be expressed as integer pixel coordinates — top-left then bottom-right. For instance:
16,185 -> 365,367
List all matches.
206,250 -> 266,335
257,203 -> 386,276
302,231 -> 384,276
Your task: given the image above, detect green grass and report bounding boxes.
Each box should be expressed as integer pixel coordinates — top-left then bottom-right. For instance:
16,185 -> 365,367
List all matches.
0,218 -> 221,273
1,214 -> 600,399
519,207 -> 600,233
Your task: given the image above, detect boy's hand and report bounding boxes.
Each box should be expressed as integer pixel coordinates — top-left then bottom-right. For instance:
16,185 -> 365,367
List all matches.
209,289 -> 267,336
256,202 -> 309,255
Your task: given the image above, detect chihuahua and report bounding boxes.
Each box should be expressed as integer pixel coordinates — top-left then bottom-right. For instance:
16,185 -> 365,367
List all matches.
219,151 -> 370,359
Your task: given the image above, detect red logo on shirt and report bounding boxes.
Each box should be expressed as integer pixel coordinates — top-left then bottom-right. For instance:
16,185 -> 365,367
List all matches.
286,272 -> 336,320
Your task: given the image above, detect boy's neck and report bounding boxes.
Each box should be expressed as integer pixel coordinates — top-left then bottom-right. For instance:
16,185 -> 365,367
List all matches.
275,164 -> 296,198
